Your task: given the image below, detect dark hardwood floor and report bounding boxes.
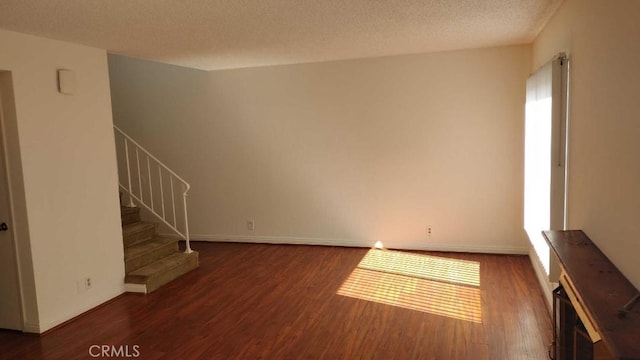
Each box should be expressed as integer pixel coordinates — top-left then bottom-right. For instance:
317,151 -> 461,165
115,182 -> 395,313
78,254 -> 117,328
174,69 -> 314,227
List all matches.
0,242 -> 552,359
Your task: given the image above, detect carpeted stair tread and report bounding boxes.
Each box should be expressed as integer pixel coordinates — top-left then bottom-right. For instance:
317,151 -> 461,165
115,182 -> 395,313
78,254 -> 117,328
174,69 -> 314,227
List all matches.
124,236 -> 178,260
120,206 -> 141,225
125,251 -> 199,293
120,206 -> 138,215
124,236 -> 179,273
122,221 -> 156,247
118,193 -> 199,293
122,221 -> 155,234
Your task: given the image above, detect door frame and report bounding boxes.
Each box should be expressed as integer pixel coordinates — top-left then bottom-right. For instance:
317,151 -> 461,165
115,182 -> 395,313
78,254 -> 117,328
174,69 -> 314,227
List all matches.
0,70 -> 25,331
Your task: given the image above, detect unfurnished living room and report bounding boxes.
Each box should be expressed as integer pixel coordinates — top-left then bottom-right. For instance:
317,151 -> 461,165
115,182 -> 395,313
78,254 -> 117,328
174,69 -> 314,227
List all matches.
1,0 -> 639,359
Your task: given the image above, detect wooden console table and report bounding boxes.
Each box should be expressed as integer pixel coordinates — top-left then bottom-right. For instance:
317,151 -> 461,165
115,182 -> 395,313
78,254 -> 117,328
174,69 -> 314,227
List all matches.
543,230 -> 640,360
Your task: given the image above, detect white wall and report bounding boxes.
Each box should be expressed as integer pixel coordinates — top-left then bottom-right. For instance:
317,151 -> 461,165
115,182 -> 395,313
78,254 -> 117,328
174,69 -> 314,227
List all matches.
110,45 -> 532,253
533,0 -> 640,289
0,29 -> 124,332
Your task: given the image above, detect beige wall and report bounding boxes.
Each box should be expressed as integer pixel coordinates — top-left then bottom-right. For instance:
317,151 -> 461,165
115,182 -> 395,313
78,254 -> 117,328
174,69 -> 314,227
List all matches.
0,29 -> 124,332
533,0 -> 640,288
110,45 -> 531,253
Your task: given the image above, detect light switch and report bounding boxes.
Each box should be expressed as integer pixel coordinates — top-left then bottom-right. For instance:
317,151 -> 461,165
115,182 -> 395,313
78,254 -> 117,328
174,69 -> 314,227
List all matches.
57,69 -> 75,95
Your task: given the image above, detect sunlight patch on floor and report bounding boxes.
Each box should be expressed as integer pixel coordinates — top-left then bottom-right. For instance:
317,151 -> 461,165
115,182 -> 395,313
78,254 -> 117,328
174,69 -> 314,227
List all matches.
337,249 -> 482,323
357,249 -> 480,287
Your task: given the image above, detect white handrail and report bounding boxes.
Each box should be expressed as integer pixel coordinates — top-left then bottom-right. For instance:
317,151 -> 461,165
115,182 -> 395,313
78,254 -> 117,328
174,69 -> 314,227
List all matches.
113,125 -> 192,253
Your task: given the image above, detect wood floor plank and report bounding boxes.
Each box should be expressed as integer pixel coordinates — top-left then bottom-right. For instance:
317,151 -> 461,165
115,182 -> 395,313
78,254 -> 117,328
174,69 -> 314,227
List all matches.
0,242 -> 551,359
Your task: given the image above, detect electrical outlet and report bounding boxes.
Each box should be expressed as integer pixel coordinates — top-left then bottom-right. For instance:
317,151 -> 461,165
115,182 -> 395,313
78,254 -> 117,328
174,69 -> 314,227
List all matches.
77,277 -> 92,293
247,219 -> 255,231
427,226 -> 432,238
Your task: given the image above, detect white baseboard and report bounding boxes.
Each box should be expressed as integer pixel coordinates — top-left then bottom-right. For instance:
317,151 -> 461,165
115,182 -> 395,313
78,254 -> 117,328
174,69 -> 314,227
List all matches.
22,321 -> 40,334
191,233 -> 369,247
187,234 -> 529,255
528,244 -> 554,313
124,283 -> 147,294
403,242 -> 529,255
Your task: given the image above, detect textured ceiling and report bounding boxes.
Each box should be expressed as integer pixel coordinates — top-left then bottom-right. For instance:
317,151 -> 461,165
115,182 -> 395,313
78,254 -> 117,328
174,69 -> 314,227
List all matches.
0,0 -> 562,71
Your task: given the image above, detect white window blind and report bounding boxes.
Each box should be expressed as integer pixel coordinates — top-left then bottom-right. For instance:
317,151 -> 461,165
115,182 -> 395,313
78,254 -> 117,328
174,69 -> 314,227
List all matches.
524,55 -> 568,277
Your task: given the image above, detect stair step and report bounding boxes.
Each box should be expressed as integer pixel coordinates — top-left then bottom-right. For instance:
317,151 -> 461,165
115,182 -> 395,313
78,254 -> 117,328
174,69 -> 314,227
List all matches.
125,251 -> 199,293
120,206 -> 141,226
124,236 -> 179,273
122,222 -> 156,247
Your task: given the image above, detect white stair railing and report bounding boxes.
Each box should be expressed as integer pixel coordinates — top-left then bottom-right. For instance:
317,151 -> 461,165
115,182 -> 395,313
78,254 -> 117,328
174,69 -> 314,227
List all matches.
113,125 -> 192,254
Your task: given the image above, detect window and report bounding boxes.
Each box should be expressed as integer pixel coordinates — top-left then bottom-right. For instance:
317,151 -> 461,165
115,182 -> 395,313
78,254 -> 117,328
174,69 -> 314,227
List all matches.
524,55 -> 568,277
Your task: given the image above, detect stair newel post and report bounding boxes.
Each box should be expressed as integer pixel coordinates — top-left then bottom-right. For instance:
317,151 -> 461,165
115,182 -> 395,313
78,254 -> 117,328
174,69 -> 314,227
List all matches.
183,188 -> 192,254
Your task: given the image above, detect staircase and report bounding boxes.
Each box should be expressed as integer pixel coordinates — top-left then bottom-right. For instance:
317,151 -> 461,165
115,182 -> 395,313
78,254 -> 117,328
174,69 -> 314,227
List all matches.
121,203 -> 198,293
113,124 -> 198,294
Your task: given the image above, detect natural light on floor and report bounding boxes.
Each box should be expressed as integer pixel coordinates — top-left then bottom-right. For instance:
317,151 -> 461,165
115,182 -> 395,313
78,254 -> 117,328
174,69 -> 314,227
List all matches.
337,249 -> 482,323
